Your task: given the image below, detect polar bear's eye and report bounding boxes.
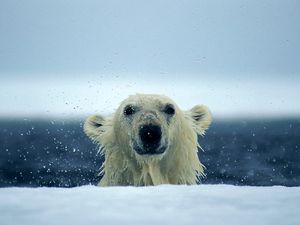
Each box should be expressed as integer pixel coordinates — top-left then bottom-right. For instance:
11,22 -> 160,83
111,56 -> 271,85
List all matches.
124,105 -> 136,116
164,104 -> 175,115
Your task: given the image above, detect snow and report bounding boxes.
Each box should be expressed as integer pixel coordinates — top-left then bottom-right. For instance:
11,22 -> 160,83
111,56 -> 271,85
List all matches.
1,185 -> 299,225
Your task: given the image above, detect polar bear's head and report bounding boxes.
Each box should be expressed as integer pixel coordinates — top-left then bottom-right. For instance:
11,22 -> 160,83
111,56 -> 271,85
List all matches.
84,94 -> 212,161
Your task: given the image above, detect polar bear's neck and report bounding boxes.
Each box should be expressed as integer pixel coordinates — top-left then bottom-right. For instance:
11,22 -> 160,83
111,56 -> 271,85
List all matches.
138,161 -> 169,185
99,143 -> 203,186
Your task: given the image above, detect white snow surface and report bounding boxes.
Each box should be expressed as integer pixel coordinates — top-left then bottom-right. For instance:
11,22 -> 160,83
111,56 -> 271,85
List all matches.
1,185 -> 299,225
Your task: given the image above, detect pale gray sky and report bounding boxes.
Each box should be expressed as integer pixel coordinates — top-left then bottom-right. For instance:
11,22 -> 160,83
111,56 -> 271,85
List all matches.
0,0 -> 299,118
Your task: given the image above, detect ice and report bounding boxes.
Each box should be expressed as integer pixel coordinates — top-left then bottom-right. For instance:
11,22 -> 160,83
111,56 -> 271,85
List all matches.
1,185 -> 299,225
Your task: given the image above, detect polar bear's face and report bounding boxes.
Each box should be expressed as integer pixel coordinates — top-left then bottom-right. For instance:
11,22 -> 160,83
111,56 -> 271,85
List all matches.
84,94 -> 212,158
114,95 -> 178,156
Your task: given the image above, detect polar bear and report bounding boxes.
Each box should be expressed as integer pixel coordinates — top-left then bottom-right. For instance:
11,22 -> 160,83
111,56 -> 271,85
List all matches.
84,94 -> 212,186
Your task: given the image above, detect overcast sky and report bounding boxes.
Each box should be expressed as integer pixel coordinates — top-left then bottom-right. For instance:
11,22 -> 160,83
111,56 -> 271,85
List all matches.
0,0 -> 299,118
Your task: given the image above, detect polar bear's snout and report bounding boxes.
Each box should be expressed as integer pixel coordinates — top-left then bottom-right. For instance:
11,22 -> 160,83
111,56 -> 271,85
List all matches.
139,124 -> 162,153
133,124 -> 167,155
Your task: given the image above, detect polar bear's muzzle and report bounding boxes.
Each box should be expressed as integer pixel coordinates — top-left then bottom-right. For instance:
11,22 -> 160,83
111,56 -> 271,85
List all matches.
133,124 -> 167,155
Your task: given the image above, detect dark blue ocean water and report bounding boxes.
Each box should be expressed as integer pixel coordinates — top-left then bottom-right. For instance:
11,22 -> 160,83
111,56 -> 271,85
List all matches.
0,118 -> 299,187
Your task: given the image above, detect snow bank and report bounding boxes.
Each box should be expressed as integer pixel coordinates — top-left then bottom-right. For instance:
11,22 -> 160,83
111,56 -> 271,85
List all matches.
1,185 -> 299,225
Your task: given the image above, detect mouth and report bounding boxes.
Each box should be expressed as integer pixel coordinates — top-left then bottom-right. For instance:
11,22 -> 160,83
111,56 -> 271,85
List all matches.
133,143 -> 167,155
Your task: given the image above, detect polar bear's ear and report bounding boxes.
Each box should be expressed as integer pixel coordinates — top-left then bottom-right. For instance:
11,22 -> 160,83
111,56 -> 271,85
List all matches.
187,105 -> 212,135
84,114 -> 106,141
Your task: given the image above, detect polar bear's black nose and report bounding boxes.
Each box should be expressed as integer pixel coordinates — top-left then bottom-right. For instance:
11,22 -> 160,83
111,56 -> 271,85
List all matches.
139,125 -> 162,153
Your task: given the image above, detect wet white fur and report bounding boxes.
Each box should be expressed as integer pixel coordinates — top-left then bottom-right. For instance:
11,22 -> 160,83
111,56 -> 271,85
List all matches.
84,94 -> 212,186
